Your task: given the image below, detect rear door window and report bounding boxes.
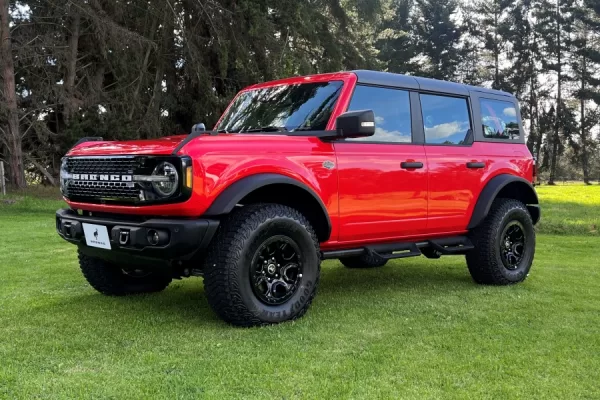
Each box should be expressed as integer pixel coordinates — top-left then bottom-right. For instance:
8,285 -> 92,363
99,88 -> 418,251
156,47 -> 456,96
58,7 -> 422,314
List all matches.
420,94 -> 472,145
480,98 -> 520,139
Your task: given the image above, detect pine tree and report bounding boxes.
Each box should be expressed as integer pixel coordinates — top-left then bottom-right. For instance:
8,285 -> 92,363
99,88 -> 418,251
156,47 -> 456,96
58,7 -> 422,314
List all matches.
534,0 -> 577,184
504,0 -> 544,165
572,2 -> 600,184
470,0 -> 513,89
376,0 -> 417,74
412,0 -> 462,80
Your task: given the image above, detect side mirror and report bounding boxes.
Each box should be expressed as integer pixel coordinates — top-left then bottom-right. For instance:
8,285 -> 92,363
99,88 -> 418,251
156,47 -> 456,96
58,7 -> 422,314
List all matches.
335,110 -> 375,139
192,123 -> 206,133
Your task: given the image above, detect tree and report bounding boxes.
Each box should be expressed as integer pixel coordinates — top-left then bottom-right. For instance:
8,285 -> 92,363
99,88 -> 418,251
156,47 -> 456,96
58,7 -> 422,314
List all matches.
572,2 -> 600,184
470,0 -> 513,89
534,0 -> 577,184
503,0 -> 545,165
376,0 -> 417,74
412,0 -> 462,80
0,0 -> 26,187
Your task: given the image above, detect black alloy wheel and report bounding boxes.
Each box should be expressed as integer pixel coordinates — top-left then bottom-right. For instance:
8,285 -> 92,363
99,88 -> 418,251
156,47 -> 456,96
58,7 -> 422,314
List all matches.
250,236 -> 303,305
500,221 -> 526,270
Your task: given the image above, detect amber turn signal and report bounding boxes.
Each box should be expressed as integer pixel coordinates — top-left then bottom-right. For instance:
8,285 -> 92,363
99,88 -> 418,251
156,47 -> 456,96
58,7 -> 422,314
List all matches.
185,166 -> 193,188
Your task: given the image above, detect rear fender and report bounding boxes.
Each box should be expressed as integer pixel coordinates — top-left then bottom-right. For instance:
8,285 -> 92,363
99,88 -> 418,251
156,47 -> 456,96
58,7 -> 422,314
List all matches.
468,174 -> 540,229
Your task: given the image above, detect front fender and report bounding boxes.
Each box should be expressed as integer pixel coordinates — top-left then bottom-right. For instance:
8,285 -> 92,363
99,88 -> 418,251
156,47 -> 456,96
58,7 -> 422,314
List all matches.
204,173 -> 329,220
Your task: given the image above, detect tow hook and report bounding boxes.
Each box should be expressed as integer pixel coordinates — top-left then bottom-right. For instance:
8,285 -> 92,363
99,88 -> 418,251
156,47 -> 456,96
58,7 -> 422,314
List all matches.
119,229 -> 130,245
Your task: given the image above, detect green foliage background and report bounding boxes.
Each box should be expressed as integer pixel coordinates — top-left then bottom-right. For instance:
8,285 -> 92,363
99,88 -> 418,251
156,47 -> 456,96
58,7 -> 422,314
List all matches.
2,0 -> 600,184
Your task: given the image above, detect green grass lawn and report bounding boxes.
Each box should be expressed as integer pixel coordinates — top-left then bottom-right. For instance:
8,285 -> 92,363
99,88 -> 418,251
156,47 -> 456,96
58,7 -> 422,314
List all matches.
535,185 -> 600,235
1,186 -> 599,399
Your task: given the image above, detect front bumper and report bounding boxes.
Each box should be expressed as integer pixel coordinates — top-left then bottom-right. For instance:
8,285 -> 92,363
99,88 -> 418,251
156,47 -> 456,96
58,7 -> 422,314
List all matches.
56,208 -> 219,262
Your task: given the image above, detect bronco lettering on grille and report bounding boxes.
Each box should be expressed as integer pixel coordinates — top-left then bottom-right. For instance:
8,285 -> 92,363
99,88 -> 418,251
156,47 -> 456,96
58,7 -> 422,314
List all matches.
72,174 -> 133,182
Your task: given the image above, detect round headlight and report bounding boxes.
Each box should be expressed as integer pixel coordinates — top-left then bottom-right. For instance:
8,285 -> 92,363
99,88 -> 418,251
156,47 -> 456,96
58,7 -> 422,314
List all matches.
151,162 -> 179,197
60,158 -> 69,195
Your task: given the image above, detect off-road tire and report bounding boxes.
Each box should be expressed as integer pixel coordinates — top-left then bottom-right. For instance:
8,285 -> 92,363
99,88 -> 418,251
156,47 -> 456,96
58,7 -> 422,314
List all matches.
339,252 -> 388,268
203,204 -> 320,327
466,198 -> 535,285
78,251 -> 172,295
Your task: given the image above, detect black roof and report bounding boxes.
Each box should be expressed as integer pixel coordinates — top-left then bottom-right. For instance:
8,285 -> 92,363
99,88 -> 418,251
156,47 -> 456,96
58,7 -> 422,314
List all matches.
352,70 -> 514,98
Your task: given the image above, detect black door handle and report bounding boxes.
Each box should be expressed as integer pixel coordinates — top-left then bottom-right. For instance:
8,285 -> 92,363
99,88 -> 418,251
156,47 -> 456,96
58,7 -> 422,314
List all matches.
401,162 -> 424,169
466,162 -> 485,169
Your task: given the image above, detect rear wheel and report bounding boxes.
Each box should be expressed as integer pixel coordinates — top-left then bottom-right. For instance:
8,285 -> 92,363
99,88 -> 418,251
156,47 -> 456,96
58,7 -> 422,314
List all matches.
78,251 -> 172,295
203,204 -> 320,327
466,198 -> 535,285
339,252 -> 387,269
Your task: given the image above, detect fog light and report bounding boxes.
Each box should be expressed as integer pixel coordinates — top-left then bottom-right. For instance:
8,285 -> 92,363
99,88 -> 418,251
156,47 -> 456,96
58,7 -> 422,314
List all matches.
147,229 -> 160,246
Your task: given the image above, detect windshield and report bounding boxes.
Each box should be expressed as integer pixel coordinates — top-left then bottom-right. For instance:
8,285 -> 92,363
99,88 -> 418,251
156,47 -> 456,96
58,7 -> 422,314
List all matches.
215,81 -> 343,133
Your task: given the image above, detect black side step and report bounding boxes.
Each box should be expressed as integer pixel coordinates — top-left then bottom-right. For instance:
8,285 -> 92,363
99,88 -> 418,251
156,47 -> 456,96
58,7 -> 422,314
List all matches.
321,236 -> 474,260
427,236 -> 474,255
366,242 -> 422,260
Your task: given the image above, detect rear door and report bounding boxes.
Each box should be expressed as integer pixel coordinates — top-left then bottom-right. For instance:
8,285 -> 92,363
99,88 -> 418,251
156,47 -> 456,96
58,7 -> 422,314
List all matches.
419,93 -> 485,233
335,85 -> 428,243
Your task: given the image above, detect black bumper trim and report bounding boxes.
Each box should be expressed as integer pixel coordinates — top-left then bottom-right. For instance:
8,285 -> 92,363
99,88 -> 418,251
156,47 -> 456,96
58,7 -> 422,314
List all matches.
56,208 -> 219,261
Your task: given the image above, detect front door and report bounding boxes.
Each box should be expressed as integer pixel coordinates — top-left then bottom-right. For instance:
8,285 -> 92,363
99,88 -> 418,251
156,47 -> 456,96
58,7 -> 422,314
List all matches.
335,85 -> 428,244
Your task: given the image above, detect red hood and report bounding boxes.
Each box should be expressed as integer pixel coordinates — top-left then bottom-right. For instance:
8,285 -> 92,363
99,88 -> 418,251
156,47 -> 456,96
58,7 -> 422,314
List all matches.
67,135 -> 188,156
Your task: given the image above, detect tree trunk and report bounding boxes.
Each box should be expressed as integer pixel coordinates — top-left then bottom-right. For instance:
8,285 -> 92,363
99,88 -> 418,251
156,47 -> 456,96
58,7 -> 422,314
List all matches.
64,11 -> 81,124
27,156 -> 57,186
580,52 -> 591,185
493,7 -> 500,89
142,11 -> 171,138
548,0 -> 561,185
0,0 -> 26,188
526,71 -> 536,154
128,15 -> 159,122
534,105 -> 542,169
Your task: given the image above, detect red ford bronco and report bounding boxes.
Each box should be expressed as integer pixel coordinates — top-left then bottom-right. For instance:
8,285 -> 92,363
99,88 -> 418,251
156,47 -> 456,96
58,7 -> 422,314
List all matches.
56,70 -> 539,326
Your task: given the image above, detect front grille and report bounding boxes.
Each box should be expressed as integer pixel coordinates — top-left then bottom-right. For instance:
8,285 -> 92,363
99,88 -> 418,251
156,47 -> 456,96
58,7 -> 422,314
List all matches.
68,180 -> 140,200
66,157 -> 139,175
64,156 -> 141,203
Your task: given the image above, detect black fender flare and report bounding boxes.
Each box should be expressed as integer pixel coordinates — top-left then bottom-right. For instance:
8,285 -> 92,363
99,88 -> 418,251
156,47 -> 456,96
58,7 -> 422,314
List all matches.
468,174 -> 540,229
204,173 -> 332,240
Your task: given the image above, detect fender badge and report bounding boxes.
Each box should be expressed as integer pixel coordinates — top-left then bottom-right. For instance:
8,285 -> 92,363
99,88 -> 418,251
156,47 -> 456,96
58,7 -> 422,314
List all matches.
322,160 -> 335,170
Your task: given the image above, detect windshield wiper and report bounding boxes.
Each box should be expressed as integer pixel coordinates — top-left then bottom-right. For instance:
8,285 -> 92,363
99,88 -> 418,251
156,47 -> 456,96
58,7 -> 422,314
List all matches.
241,126 -> 288,133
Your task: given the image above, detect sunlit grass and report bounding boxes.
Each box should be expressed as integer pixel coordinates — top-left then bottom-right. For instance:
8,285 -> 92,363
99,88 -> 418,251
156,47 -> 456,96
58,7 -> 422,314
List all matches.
535,185 -> 600,235
0,186 -> 599,398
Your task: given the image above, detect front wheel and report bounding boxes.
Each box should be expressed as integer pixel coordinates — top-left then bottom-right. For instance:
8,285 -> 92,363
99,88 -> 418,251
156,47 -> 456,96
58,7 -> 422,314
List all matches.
466,198 -> 536,285
78,251 -> 172,295
203,204 -> 321,327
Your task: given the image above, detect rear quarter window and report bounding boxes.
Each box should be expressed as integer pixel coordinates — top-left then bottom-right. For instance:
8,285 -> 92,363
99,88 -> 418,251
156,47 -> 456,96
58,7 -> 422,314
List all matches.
480,98 -> 520,140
